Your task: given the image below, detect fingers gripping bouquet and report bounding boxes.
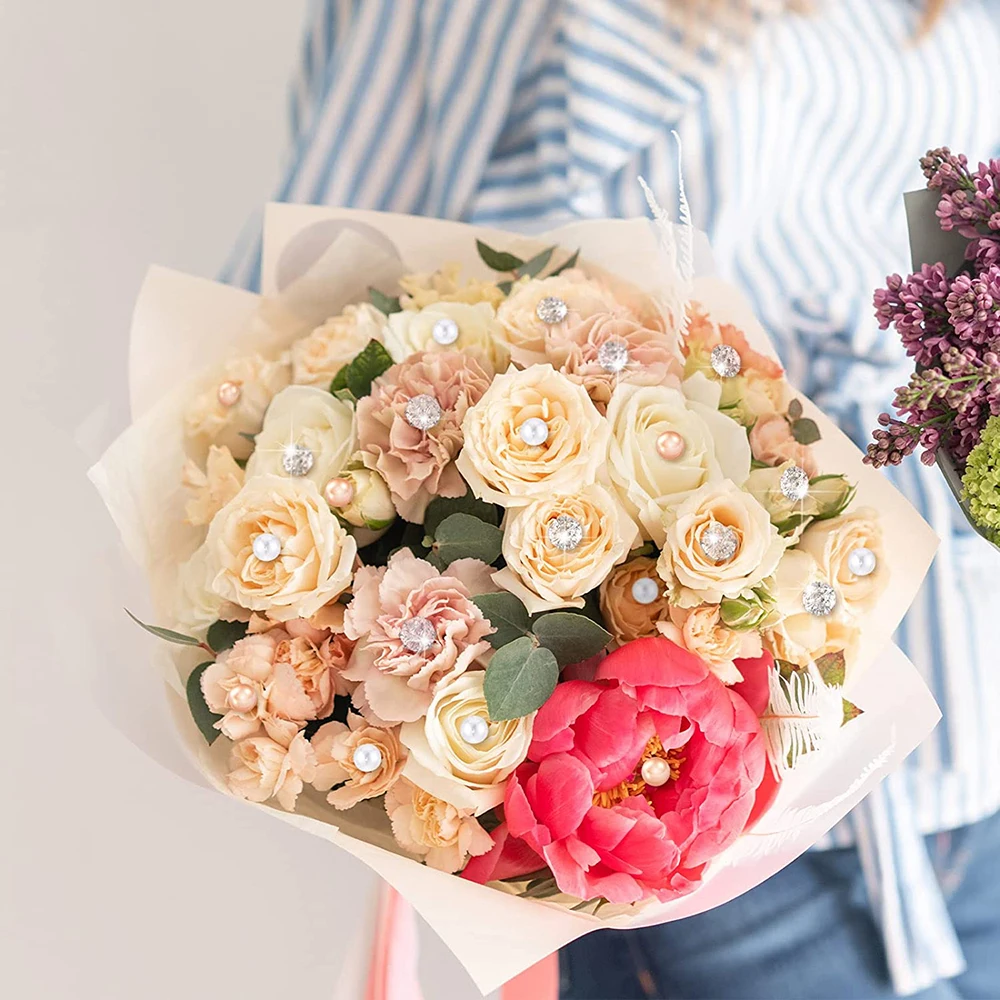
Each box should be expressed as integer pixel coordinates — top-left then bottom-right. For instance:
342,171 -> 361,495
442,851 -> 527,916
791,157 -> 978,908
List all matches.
91,206 -> 940,992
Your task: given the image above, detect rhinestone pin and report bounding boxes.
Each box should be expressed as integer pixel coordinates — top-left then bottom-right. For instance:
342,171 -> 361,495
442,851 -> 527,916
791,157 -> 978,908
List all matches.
699,522 -> 738,562
252,532 -> 281,562
399,616 -> 437,653
536,296 -> 568,324
710,344 -> 742,378
779,465 -> 810,502
459,715 -> 490,745
847,547 -> 877,577
631,577 -> 661,605
802,581 -> 838,617
597,339 -> 630,373
281,442 -> 314,477
432,317 -> 460,346
404,394 -> 442,431
352,744 -> 383,773
518,416 -> 549,446
546,514 -> 584,551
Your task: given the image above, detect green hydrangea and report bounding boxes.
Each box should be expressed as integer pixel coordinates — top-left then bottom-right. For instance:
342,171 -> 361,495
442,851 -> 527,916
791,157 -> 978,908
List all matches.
962,414 -> 1000,543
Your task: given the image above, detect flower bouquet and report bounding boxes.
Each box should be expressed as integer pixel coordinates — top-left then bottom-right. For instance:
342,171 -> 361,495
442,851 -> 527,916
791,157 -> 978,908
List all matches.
90,204 -> 941,994
867,148 -> 1000,550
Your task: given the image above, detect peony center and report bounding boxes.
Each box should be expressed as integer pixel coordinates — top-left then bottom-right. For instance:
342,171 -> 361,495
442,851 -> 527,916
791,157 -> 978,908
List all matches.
591,735 -> 685,808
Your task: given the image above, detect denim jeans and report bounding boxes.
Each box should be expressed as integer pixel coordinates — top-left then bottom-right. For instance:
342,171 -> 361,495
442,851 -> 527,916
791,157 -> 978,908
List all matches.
559,810 -> 1000,999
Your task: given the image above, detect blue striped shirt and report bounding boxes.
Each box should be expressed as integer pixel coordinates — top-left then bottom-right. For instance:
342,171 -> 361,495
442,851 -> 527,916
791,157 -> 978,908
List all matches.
224,1 -> 1000,992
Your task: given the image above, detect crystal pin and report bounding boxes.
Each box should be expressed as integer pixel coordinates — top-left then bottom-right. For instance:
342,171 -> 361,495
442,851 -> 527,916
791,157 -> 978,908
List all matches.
699,522 -> 738,562
404,394 -> 442,431
597,339 -> 630,373
710,344 -> 742,378
546,514 -> 584,551
281,443 -> 314,477
536,296 -> 568,324
802,581 -> 837,617
399,616 -> 437,653
779,465 -> 810,502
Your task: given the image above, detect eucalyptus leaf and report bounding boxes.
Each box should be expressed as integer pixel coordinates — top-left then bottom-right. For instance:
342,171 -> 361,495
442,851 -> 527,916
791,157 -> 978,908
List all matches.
787,398 -> 804,420
186,662 -> 223,745
423,492 -> 500,536
473,592 -> 532,648
531,611 -> 612,668
369,286 -> 402,315
483,637 -> 559,720
431,513 -> 503,567
791,417 -> 822,445
126,609 -> 203,647
497,279 -> 513,295
329,339 -> 394,398
475,239 -> 524,273
815,650 -> 846,688
550,248 -> 580,276
207,619 -> 249,653
515,245 -> 555,279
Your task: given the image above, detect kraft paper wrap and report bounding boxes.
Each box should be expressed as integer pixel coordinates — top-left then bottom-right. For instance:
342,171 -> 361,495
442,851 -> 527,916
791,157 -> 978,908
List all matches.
89,205 -> 941,996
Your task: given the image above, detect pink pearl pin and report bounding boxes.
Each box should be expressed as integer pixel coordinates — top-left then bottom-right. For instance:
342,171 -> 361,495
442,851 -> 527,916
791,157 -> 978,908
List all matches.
217,380 -> 242,407
227,684 -> 257,713
656,431 -> 685,461
323,477 -> 356,508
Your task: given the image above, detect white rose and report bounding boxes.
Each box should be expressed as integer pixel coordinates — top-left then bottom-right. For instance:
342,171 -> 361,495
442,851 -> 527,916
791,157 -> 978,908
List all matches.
290,304 -> 386,388
744,461 -> 821,541
456,364 -> 610,508
337,467 -> 397,530
384,301 -> 509,374
205,474 -> 356,621
796,508 -> 887,616
606,376 -> 751,545
492,484 -> 640,614
657,480 -> 785,606
399,671 -> 533,814
184,353 -> 291,460
245,385 -> 356,491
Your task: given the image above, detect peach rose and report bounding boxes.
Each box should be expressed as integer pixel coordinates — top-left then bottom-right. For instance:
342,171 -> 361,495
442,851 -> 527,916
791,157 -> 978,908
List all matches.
226,730 -> 316,812
205,474 -> 356,621
457,364 -> 610,508
544,311 -> 683,411
398,263 -> 507,311
182,445 -> 245,526
184,353 -> 291,460
385,778 -> 493,873
342,549 -> 495,723
492,484 -> 640,614
656,605 -> 762,685
400,671 -> 534,814
599,556 -> 671,643
384,301 -> 510,374
796,508 -> 887,616
356,351 -> 490,522
291,303 -> 386,388
657,480 -> 785,606
310,714 -> 406,809
749,413 -> 818,477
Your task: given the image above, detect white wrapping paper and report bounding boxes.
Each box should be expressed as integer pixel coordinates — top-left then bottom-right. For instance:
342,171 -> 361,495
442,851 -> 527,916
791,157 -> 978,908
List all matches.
90,205 -> 941,996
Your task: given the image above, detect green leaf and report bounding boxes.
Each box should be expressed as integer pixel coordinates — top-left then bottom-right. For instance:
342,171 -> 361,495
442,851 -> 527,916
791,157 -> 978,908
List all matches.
531,612 -> 612,668
549,248 -> 580,276
750,457 -> 772,470
423,492 -> 500,535
842,698 -> 864,725
484,637 -> 559,720
496,279 -> 513,295
473,592 -> 532,648
815,650 -> 846,688
810,475 -> 857,521
773,512 -> 813,536
234,457 -> 248,469
126,609 -> 203,647
787,398 -> 804,421
520,875 -> 560,899
476,239 -> 524,273
207,619 -> 249,653
776,658 -> 804,681
369,286 -> 402,315
431,513 -> 503,567
329,339 -> 395,398
791,417 -> 821,446
186,662 -> 223,745
515,245 -> 555,279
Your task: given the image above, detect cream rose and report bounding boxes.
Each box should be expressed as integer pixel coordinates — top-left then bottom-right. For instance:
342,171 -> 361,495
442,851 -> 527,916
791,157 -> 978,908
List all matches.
400,671 -> 533,814
173,545 -> 242,637
656,605 -> 762,685
245,385 -> 356,490
398,263 -> 507,311
206,474 -> 356,621
336,466 -> 396,530
456,364 -> 609,508
599,556 -> 671,644
185,353 -> 291,460
384,301 -> 510,374
796,509 -> 887,617
744,461 -> 821,540
492,485 -> 640,614
606,376 -> 751,545
182,445 -> 245,526
765,549 -> 861,668
657,480 -> 785,606
290,303 -> 386,387
385,778 -> 494,873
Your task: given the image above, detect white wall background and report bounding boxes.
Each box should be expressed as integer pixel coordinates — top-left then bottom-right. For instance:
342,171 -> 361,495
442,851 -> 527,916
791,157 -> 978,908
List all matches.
1,4 -> 484,997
